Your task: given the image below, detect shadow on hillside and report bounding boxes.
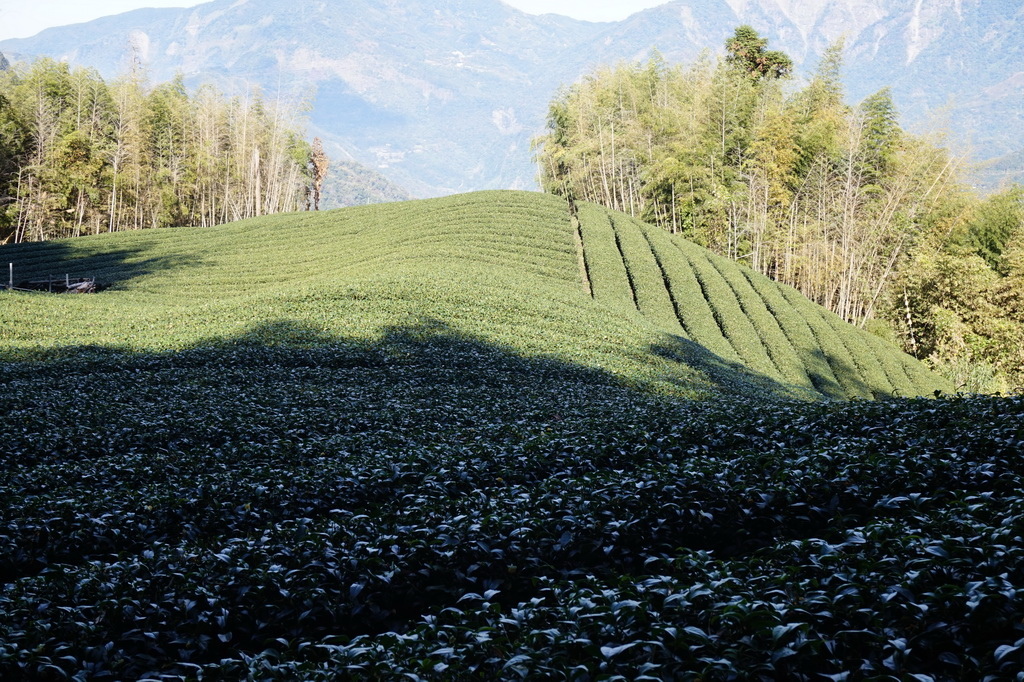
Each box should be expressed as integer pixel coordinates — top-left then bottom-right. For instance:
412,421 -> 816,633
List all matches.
2,240 -> 202,291
0,318 -> 816,402
805,347 -> 879,400
649,336 -> 798,399
651,336 -> 908,400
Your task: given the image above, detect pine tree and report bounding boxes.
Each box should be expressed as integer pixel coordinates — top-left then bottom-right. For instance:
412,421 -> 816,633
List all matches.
858,88 -> 900,187
724,25 -> 793,80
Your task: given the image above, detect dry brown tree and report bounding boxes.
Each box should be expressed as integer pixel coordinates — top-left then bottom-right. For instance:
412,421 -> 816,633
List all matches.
310,137 -> 329,211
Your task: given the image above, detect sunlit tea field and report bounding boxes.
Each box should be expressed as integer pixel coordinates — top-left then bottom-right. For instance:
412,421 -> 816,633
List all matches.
4,192 -> 1020,680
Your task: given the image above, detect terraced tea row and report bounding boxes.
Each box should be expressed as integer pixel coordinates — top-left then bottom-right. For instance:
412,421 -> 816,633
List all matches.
1,191 -> 947,398
574,201 -> 946,398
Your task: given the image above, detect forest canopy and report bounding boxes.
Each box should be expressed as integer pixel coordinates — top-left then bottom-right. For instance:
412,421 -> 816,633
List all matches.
533,27 -> 1024,392
0,57 -> 314,243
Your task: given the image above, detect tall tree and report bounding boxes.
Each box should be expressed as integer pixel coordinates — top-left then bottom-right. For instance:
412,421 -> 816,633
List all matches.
0,56 -> 314,241
534,29 -> 961,329
791,39 -> 846,176
858,88 -> 900,188
309,137 -> 329,211
0,88 -> 29,243
724,25 -> 793,80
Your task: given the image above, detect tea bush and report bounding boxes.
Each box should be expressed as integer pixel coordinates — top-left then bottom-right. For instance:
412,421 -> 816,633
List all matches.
2,191 -> 947,399
0,341 -> 1020,679
0,190 -> 987,679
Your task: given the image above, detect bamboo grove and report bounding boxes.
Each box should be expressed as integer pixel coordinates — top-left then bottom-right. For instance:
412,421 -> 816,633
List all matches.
0,57 -> 313,243
534,27 -> 1024,391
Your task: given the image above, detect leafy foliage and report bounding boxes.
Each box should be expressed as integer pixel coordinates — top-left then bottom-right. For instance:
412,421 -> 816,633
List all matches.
534,37 -> 960,328
724,25 -> 793,80
0,340 -> 1021,680
0,58 -> 312,243
888,185 -> 1024,391
967,186 -> 1024,273
533,36 -> 1024,394
0,191 -> 1007,679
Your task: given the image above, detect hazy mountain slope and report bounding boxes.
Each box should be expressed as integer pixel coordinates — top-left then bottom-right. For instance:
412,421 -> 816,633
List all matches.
721,0 -> 894,60
1,0 -> 606,197
842,0 -> 1024,162
556,0 -> 738,66
582,0 -> 1024,172
982,148 -> 1024,189
1,0 -> 1019,195
0,190 -> 947,398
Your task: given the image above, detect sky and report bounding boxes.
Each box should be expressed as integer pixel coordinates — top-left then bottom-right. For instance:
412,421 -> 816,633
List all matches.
0,0 -> 668,41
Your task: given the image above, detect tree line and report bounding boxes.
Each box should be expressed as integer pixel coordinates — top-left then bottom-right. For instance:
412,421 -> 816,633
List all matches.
0,56 -> 317,243
534,27 -> 1024,391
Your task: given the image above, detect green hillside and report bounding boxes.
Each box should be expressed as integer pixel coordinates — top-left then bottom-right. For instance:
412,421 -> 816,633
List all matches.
5,191 -> 1024,681
0,190 -> 946,398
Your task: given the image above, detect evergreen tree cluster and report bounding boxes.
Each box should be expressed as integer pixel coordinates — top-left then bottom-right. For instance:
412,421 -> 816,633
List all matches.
0,58 -> 313,243
535,27 -> 1024,391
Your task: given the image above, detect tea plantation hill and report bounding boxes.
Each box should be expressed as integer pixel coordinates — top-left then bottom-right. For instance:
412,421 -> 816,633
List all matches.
5,192 -> 1024,679
0,190 -> 946,399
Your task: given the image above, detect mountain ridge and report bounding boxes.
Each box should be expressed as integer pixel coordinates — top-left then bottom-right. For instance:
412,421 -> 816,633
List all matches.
1,0 -> 1020,196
